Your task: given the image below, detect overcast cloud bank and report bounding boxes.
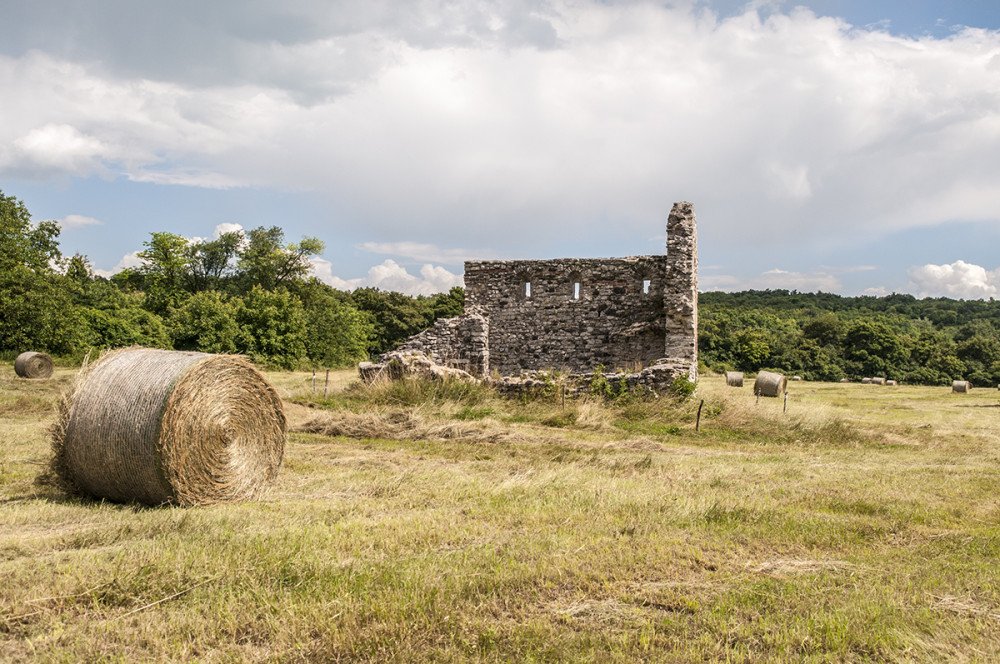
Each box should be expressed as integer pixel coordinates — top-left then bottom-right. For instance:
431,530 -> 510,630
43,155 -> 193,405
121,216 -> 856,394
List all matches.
2,1 -> 999,296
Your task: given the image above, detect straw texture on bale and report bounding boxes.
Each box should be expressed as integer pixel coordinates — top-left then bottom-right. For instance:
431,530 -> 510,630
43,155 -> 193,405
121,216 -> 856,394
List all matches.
725,371 -> 744,388
50,347 -> 286,506
753,371 -> 787,398
861,378 -> 872,384
953,380 -> 971,393
14,351 -> 54,379
872,377 -> 886,386
886,380 -> 898,386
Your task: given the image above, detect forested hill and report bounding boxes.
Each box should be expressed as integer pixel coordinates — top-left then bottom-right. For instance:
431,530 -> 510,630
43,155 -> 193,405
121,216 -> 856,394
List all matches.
699,290 -> 1000,386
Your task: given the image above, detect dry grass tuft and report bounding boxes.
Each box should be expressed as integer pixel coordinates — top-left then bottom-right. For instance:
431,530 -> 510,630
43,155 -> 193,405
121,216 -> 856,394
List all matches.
293,409 -> 517,444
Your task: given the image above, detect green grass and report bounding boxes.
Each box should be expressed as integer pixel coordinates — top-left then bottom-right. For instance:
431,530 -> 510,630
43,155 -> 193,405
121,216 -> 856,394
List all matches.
3,367 -> 1000,661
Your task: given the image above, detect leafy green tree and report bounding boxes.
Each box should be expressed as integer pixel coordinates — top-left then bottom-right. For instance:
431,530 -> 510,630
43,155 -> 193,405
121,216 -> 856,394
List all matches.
351,287 -> 431,355
168,291 -> 242,353
0,268 -> 89,355
733,329 -> 770,372
428,286 -> 465,320
185,232 -> 242,292
0,190 -> 61,274
235,226 -> 324,291
291,278 -> 374,367
82,306 -> 172,349
842,320 -> 908,379
235,286 -> 307,369
136,232 -> 192,313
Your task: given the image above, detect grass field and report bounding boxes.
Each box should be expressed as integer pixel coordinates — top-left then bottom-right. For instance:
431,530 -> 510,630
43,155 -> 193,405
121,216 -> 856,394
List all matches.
3,366 -> 1000,662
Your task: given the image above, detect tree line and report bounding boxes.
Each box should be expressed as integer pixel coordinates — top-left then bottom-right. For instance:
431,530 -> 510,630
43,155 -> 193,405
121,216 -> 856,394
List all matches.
7,187 -> 1000,384
1,189 -> 461,369
700,290 -> 1000,386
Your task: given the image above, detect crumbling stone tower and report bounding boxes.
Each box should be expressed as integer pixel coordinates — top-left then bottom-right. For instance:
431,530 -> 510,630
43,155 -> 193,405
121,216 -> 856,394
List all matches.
381,201 -> 699,385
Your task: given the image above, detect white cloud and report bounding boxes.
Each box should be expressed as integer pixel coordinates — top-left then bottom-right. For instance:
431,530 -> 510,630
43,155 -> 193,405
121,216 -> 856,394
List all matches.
60,214 -> 103,228
359,241 -> 493,265
0,2 -> 998,258
312,258 -> 464,296
213,222 -> 244,238
93,251 -> 142,278
907,260 -> 1000,299
702,267 -> 843,292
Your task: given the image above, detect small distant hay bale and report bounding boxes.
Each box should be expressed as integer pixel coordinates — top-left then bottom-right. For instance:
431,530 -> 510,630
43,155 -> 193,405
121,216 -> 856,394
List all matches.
792,375 -> 802,381
14,351 -> 54,379
952,380 -> 971,393
839,378 -> 849,383
872,377 -> 886,386
50,347 -> 286,506
753,371 -> 787,398
886,380 -> 898,386
861,378 -> 872,384
725,371 -> 743,387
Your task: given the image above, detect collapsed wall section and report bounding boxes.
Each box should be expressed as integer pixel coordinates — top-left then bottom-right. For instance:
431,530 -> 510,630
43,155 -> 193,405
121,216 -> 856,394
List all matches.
392,310 -> 490,376
463,255 -> 669,375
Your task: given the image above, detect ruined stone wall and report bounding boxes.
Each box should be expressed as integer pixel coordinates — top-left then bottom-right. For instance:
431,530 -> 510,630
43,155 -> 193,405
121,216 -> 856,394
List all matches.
663,201 -> 698,379
373,201 -> 698,384
464,255 -> 670,375
393,310 -> 490,376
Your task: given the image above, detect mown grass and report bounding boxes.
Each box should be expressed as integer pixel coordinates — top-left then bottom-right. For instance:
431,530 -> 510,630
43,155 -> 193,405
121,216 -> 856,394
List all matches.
3,367 -> 1000,662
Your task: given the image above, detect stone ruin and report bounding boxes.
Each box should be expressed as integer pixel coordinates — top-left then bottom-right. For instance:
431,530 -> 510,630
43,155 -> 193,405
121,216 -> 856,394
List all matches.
360,201 -> 698,392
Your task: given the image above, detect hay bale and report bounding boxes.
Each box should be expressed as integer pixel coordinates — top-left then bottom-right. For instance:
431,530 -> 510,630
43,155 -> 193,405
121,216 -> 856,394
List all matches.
792,375 -> 802,381
886,380 -> 898,386
753,371 -> 787,398
725,371 -> 743,387
50,348 -> 286,506
952,380 -> 971,393
14,351 -> 54,379
861,378 -> 872,384
872,377 -> 886,386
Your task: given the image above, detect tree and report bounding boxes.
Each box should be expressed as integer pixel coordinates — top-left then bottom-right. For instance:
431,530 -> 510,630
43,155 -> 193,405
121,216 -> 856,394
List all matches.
136,232 -> 191,313
842,320 -> 908,379
185,231 -> 242,293
0,189 -> 61,274
293,279 -> 374,368
235,286 -> 307,369
733,329 -> 770,372
235,226 -> 324,291
168,291 -> 242,353
351,287 -> 431,355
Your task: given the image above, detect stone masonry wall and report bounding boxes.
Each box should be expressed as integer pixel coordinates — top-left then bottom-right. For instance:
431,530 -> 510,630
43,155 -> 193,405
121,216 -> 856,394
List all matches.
663,201 -> 699,380
375,201 -> 698,384
464,255 -> 669,375
393,310 -> 490,376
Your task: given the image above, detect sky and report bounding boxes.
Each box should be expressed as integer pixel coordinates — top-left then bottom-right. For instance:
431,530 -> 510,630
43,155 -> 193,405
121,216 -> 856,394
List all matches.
1,0 -> 999,299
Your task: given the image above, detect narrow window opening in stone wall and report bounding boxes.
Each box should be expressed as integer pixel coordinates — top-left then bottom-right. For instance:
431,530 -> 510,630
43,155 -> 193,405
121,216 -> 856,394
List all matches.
573,282 -> 580,300
525,281 -> 532,299
643,279 -> 651,296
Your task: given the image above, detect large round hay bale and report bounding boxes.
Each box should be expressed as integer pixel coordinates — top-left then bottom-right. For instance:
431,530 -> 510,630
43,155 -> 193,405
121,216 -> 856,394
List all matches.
861,378 -> 872,384
886,380 -> 898,386
14,351 -> 54,379
753,371 -> 787,398
872,377 -> 886,386
952,380 -> 971,393
50,348 -> 286,506
725,371 -> 743,387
